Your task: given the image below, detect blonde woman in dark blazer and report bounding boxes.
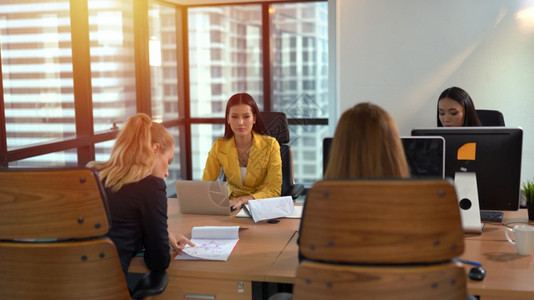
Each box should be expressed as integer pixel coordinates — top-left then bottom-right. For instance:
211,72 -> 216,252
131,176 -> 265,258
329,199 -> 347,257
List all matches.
87,113 -> 193,278
202,93 -> 282,209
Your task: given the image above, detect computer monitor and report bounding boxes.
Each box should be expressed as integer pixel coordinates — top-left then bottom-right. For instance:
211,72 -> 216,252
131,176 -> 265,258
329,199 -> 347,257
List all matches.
322,137 -> 332,174
411,127 -> 523,212
322,136 -> 445,178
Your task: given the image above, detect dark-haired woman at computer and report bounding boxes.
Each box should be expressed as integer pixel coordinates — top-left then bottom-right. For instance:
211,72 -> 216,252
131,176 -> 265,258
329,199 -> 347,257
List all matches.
324,102 -> 410,179
87,113 -> 194,279
437,86 -> 482,127
202,93 -> 282,210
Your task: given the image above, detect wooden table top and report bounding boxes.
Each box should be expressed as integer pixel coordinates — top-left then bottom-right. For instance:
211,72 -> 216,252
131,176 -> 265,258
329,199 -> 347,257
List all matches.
129,198 -> 301,282
460,210 -> 534,297
130,200 -> 534,297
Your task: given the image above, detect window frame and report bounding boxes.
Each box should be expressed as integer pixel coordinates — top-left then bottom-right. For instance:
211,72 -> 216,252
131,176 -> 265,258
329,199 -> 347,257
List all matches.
0,0 -> 328,188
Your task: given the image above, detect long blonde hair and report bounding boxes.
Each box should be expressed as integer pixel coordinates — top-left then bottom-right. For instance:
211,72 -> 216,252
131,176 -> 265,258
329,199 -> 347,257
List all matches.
87,113 -> 174,192
324,102 -> 410,179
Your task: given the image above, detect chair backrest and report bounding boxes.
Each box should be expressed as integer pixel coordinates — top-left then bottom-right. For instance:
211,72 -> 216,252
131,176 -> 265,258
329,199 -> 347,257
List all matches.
260,111 -> 290,144
476,109 -> 505,126
260,112 -> 298,197
295,179 -> 467,299
294,260 -> 467,300
299,179 -> 464,263
0,168 -> 130,299
0,239 -> 130,299
0,168 -> 110,240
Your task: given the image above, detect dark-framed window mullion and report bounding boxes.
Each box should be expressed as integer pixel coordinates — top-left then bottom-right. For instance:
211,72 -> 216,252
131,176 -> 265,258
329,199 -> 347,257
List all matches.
177,5 -> 192,180
69,0 -> 95,166
262,3 -> 272,112
288,118 -> 328,126
133,0 -> 152,116
0,49 -> 6,167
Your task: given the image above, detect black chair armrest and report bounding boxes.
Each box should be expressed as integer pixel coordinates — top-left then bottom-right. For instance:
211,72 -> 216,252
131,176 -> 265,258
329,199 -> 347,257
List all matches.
131,271 -> 169,300
289,184 -> 305,200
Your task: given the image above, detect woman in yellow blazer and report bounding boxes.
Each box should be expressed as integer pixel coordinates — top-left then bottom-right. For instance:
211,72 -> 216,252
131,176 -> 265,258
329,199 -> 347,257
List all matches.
202,93 -> 282,209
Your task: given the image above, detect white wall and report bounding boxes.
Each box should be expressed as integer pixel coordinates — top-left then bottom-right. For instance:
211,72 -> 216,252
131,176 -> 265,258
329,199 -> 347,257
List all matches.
331,0 -> 534,182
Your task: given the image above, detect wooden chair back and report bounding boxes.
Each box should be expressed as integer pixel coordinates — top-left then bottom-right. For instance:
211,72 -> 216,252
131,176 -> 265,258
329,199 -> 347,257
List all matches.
0,168 -> 131,299
293,260 -> 467,300
0,238 -> 130,299
295,179 -> 467,299
299,179 -> 464,264
0,168 -> 109,240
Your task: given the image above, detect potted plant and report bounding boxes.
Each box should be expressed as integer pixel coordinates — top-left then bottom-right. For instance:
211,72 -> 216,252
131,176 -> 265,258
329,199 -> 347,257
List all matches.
522,179 -> 534,221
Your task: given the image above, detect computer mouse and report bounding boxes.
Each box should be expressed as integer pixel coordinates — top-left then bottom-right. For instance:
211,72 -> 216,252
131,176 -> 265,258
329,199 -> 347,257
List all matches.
468,266 -> 486,281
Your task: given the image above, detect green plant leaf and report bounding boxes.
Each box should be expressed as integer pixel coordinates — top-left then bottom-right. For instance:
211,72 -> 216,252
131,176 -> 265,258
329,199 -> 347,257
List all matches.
522,179 -> 534,204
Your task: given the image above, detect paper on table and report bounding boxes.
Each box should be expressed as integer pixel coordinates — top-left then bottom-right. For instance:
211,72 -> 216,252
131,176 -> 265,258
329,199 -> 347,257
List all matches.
244,196 -> 295,223
236,204 -> 302,219
174,226 -> 239,261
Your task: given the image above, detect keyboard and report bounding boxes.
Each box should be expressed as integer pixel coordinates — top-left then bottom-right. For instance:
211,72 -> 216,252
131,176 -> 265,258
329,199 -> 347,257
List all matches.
480,210 -> 503,222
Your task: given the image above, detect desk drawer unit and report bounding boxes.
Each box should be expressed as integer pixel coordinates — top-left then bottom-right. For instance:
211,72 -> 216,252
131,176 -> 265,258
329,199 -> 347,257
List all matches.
155,276 -> 251,300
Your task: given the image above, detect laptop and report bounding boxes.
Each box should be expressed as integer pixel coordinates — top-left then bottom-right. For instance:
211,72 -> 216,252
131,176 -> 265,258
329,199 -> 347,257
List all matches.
174,180 -> 232,215
400,136 -> 445,178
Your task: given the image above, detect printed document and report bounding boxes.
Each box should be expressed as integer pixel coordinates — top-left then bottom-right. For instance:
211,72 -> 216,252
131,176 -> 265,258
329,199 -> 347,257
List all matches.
235,196 -> 295,222
174,226 -> 239,261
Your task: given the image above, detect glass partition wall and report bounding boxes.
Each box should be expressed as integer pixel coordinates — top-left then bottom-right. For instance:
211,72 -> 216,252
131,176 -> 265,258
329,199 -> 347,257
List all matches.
0,0 -> 328,195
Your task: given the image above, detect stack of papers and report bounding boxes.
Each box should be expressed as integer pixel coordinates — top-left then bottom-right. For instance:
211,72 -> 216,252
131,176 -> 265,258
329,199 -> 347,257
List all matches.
174,226 -> 239,261
236,196 -> 296,222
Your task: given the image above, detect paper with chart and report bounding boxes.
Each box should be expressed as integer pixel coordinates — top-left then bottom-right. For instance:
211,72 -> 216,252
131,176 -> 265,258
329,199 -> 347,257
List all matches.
174,226 -> 239,261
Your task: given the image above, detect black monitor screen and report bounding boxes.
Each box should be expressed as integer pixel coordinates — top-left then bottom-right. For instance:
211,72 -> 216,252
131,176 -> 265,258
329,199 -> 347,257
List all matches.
322,138 -> 332,175
322,136 -> 445,178
412,127 -> 523,211
401,136 -> 445,178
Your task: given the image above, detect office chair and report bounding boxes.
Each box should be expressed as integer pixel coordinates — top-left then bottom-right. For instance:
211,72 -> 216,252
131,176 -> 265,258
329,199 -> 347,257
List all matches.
260,111 -> 305,200
292,179 -> 468,300
0,168 -> 168,300
476,109 -> 505,126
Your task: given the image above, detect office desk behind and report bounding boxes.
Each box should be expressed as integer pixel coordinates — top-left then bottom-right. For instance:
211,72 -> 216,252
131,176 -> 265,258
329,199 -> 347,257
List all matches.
460,210 -> 534,298
268,210 -> 534,298
464,211 -> 532,242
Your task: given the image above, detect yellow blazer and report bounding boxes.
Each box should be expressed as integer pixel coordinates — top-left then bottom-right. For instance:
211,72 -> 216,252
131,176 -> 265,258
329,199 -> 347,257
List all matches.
202,131 -> 282,199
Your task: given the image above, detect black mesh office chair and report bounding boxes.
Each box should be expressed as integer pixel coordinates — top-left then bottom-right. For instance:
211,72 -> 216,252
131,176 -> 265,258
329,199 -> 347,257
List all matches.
476,109 -> 505,126
260,112 -> 305,200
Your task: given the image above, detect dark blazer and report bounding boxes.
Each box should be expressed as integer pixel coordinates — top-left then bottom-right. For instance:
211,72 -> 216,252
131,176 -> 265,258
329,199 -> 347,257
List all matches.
105,175 -> 170,276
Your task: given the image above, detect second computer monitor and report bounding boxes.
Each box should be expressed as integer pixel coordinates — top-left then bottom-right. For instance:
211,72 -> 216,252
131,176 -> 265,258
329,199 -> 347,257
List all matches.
412,127 -> 523,211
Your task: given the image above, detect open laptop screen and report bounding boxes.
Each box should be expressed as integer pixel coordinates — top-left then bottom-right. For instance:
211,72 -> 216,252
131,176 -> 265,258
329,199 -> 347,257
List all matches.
400,136 -> 445,178
174,180 -> 231,215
